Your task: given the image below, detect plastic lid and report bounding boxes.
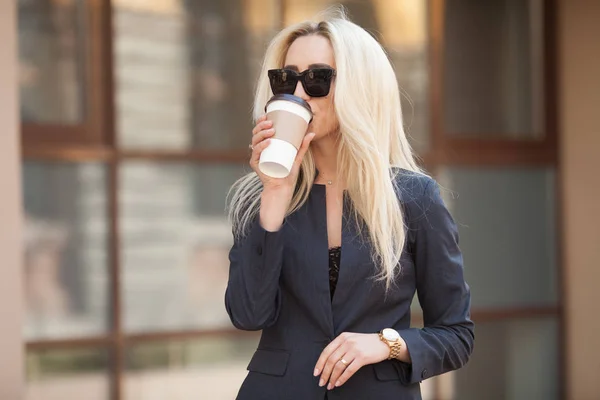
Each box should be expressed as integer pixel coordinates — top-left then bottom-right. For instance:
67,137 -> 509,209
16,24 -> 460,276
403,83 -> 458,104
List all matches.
265,94 -> 313,119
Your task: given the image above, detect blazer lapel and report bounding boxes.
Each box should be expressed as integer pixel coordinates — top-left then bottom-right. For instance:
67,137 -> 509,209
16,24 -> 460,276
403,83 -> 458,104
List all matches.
331,194 -> 373,333
304,185 -> 335,338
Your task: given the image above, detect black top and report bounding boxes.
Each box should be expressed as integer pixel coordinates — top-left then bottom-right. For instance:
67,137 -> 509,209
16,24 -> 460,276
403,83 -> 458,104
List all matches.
328,246 -> 341,300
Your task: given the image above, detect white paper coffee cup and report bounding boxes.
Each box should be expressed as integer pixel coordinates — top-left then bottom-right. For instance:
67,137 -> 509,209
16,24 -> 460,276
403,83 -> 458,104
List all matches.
259,94 -> 313,178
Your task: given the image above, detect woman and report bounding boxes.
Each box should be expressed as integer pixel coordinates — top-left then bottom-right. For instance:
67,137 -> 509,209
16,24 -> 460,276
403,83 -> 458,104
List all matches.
225,9 -> 474,400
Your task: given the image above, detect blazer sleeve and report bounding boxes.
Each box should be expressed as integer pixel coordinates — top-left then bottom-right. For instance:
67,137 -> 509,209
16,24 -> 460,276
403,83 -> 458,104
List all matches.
224,217 -> 286,331
396,177 -> 475,384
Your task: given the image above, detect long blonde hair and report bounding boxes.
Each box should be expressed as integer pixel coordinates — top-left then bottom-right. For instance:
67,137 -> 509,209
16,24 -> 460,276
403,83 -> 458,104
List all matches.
228,8 -> 423,288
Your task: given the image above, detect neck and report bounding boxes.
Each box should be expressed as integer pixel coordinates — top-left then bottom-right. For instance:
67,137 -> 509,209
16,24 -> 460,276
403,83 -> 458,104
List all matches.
311,134 -> 339,184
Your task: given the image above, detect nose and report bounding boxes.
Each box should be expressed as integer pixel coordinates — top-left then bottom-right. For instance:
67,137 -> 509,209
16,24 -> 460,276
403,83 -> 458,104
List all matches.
294,80 -> 310,101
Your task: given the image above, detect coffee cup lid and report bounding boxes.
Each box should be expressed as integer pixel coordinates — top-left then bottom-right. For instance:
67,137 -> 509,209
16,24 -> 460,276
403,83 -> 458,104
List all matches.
265,94 -> 313,120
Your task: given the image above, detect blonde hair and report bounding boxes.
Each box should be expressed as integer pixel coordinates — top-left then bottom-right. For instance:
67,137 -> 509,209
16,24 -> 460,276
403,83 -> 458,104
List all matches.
228,7 -> 423,289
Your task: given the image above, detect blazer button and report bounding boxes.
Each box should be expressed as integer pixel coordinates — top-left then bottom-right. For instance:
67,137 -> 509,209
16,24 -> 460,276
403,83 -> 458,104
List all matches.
421,369 -> 428,379
256,246 -> 263,255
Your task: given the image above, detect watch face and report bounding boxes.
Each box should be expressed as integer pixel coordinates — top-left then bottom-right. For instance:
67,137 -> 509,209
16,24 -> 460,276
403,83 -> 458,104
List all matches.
382,328 -> 400,341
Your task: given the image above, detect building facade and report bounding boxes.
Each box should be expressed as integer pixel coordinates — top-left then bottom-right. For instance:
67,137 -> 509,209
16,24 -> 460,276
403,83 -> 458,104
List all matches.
1,0 -> 599,399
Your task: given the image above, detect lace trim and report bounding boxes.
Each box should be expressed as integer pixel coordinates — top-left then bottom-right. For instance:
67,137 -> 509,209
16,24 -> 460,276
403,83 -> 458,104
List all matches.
328,246 -> 341,300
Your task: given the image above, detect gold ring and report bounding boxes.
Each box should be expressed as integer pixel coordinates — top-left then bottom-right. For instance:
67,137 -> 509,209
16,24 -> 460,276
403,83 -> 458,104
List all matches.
340,358 -> 348,365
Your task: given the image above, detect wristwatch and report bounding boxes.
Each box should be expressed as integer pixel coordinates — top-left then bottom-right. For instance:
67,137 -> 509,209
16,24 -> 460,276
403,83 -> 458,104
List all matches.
378,328 -> 402,360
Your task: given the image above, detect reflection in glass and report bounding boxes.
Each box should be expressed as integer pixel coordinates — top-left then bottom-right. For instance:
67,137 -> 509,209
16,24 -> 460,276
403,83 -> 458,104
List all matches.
113,0 -> 278,150
18,0 -> 85,123
438,167 -> 557,309
22,162 -> 109,339
443,0 -> 545,137
125,336 -> 257,400
284,0 -> 430,152
447,318 -> 558,400
120,163 -> 246,332
25,348 -> 110,400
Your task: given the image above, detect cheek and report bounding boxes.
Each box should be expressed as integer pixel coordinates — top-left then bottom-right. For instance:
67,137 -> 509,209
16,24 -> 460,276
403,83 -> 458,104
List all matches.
308,98 -> 337,135
322,104 -> 338,130
315,99 -> 336,122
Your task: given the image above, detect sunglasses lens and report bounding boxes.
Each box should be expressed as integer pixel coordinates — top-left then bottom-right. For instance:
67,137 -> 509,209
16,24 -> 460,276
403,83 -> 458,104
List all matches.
268,68 -> 335,97
269,70 -> 297,95
304,69 -> 334,97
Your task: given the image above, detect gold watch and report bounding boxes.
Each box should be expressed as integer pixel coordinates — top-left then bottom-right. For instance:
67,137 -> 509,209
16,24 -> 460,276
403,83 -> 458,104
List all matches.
378,328 -> 402,360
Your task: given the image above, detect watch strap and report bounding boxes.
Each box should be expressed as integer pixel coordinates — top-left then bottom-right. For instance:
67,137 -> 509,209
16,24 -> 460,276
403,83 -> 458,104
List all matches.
378,331 -> 402,360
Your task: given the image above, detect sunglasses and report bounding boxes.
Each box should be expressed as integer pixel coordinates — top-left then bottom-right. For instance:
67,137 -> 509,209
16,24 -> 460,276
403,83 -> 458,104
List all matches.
268,68 -> 336,98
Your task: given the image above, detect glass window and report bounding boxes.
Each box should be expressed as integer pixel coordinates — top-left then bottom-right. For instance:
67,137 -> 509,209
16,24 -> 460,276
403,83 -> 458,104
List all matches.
18,0 -> 86,123
443,0 -> 545,137
284,0 -> 430,153
120,162 -> 246,332
22,162 -> 110,339
124,336 -> 258,400
25,348 -> 111,400
113,0 -> 279,150
437,167 -> 558,308
444,317 -> 559,400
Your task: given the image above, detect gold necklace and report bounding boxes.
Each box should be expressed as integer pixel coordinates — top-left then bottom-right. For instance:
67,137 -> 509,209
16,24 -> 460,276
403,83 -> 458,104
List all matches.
318,173 -> 334,185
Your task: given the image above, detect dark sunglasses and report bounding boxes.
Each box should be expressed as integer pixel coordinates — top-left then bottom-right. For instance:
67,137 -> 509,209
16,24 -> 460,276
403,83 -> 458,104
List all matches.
268,68 -> 336,98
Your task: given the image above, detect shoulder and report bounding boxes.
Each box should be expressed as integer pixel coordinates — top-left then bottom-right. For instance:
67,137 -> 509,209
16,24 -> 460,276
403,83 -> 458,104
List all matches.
392,168 -> 447,224
392,168 -> 437,203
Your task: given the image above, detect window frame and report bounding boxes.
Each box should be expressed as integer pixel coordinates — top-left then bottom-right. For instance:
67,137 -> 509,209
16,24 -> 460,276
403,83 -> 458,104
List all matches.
21,1 -> 562,399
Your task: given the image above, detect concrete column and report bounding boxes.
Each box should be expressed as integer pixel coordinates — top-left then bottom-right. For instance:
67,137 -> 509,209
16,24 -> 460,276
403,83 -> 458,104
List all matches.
559,0 -> 600,398
0,1 -> 24,399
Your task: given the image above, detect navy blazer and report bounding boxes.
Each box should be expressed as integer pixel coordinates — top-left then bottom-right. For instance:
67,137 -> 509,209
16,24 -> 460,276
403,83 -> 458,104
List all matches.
225,171 -> 474,400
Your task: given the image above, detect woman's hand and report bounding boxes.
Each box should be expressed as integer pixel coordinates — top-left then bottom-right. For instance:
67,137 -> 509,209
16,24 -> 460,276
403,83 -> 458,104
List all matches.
250,114 -> 315,193
313,332 -> 391,390
251,114 -> 315,232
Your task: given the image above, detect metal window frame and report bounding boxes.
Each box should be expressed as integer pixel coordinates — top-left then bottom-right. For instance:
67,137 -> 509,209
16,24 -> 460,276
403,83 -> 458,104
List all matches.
22,1 -> 562,399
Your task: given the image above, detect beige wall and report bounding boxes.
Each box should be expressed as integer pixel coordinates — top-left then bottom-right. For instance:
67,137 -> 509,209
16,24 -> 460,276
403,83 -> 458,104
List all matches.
559,0 -> 600,399
0,1 -> 24,400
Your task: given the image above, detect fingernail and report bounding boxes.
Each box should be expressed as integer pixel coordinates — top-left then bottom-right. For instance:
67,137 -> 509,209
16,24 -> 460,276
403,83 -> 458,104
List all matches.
310,132 -> 316,138
335,381 -> 341,387
327,383 -> 333,390
313,368 -> 319,376
319,379 -> 325,387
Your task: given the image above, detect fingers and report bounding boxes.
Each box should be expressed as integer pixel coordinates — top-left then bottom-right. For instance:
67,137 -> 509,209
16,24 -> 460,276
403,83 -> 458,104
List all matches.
314,332 -> 349,377
249,116 -> 272,171
251,128 -> 275,147
333,359 -> 361,388
327,354 -> 357,390
315,333 -> 352,388
252,118 -> 272,135
318,345 -> 349,388
315,332 -> 384,390
290,132 -> 316,175
249,138 -> 271,166
296,132 -> 316,164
